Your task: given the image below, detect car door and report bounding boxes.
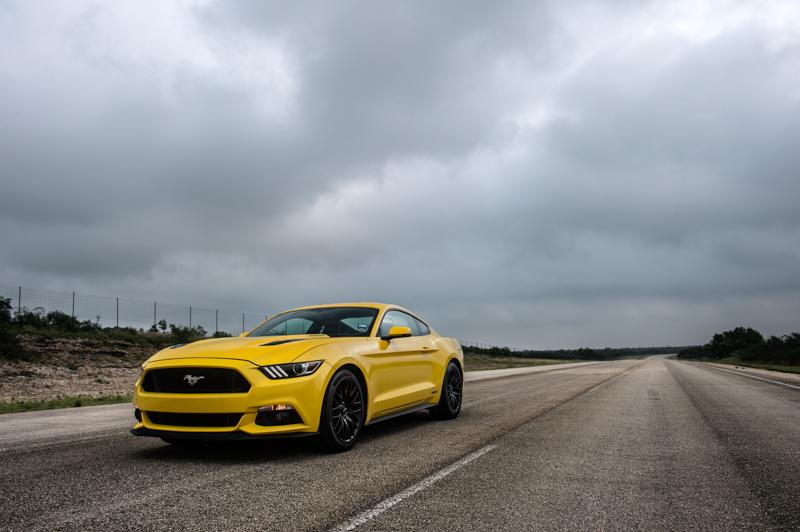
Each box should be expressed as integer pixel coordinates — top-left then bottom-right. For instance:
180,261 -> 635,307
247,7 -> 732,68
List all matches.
367,310 -> 437,415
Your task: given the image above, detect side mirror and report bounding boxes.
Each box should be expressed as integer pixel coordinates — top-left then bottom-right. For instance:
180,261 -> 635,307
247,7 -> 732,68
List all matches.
239,332 -> 250,337
381,325 -> 412,341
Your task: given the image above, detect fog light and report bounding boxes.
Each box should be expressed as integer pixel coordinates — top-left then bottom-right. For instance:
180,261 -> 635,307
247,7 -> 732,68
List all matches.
258,404 -> 293,412
256,404 -> 302,426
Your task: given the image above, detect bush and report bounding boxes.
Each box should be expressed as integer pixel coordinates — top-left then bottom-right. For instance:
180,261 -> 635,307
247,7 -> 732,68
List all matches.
3,302 -> 227,348
78,319 -> 101,333
46,311 -> 81,332
168,324 -> 207,343
0,298 -> 23,358
679,326 -> 799,366
463,343 -> 686,361
12,308 -> 87,332
0,297 -> 12,325
14,307 -> 48,328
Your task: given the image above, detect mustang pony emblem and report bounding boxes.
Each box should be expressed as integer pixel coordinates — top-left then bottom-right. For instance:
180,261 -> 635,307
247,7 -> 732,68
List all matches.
183,374 -> 205,386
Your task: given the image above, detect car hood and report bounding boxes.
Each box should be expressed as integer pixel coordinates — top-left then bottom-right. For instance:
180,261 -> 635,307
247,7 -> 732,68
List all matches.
146,334 -> 340,366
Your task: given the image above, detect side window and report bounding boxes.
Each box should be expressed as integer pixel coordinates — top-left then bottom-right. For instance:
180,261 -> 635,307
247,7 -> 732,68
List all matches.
341,316 -> 374,335
415,317 -> 430,336
379,311 -> 421,337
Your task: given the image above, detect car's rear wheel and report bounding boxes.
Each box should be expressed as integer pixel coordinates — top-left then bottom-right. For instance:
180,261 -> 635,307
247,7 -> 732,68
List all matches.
319,368 -> 365,452
430,361 -> 463,419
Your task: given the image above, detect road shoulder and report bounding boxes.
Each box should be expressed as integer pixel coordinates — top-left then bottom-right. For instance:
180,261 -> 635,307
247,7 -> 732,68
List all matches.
699,362 -> 800,389
0,360 -> 606,451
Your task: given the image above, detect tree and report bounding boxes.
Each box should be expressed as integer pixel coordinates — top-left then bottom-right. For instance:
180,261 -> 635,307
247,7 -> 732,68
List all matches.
169,323 -> 207,343
709,327 -> 763,357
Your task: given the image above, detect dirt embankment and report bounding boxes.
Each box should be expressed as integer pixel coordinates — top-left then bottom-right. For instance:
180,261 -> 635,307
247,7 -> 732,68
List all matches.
0,336 -> 156,403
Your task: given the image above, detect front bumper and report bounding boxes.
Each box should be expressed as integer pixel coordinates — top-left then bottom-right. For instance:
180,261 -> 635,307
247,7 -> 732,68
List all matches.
130,426 -> 317,440
132,357 -> 330,438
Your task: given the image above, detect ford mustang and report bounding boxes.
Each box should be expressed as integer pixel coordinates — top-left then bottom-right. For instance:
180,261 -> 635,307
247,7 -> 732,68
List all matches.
131,303 -> 464,451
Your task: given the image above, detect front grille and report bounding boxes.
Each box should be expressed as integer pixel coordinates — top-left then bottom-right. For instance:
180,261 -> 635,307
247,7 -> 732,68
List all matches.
146,412 -> 242,427
142,367 -> 250,394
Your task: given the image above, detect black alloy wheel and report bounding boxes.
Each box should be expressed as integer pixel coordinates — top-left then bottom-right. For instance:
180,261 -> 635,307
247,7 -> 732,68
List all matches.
430,361 -> 463,419
319,369 -> 365,452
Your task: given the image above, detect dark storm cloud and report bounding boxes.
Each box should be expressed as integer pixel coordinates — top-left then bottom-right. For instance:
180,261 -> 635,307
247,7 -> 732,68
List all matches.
1,1 -> 799,347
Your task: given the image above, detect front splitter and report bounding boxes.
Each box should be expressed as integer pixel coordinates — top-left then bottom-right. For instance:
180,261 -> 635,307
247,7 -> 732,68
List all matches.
131,426 -> 318,440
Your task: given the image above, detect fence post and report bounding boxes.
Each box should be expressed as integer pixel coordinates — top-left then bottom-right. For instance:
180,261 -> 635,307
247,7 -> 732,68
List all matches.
71,291 -> 75,318
116,298 -> 119,328
17,286 -> 21,314
189,306 -> 192,328
153,302 -> 157,329
215,309 -> 218,333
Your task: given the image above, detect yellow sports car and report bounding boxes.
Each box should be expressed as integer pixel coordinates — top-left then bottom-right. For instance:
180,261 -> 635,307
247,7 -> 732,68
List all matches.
131,303 -> 464,451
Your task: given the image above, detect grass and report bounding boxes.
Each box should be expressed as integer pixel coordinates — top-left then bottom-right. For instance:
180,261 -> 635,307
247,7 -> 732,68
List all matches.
715,358 -> 800,375
464,353 -> 571,371
0,393 -> 132,414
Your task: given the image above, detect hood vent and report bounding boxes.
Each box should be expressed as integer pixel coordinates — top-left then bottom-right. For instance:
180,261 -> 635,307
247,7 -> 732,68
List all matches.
261,339 -> 307,347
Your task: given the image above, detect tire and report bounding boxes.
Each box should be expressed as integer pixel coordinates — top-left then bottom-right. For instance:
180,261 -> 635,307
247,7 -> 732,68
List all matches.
430,361 -> 463,420
318,368 -> 365,452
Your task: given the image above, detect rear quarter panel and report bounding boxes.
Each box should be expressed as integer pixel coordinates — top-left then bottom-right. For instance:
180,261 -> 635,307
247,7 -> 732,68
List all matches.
431,334 -> 464,397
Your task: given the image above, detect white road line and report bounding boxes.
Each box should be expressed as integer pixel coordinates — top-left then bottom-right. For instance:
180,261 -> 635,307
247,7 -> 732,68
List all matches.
329,444 -> 498,531
702,364 -> 800,391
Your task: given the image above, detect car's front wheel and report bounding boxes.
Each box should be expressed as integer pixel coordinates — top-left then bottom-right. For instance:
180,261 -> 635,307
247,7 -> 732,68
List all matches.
319,368 -> 365,452
430,361 -> 463,419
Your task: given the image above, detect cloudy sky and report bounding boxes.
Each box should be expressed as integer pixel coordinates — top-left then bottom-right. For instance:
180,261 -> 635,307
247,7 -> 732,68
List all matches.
1,0 -> 799,348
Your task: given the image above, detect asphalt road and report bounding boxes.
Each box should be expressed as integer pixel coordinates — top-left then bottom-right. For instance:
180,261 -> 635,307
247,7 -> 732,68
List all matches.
1,357 -> 798,531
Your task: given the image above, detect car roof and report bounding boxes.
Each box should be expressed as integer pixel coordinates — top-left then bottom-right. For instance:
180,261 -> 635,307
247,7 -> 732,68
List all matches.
261,302 -> 431,330
290,302 -> 399,312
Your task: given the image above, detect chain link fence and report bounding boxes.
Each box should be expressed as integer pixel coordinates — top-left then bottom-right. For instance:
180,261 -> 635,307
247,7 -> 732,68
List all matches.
1,285 -> 519,348
0,285 -> 266,335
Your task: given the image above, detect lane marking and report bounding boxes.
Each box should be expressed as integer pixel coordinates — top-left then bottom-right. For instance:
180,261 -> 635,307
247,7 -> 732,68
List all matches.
464,360 -> 612,384
700,364 -> 800,391
328,360 -> 642,531
329,444 -> 498,531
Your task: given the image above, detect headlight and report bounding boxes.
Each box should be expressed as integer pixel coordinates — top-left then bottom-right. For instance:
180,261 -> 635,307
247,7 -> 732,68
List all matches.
260,360 -> 323,379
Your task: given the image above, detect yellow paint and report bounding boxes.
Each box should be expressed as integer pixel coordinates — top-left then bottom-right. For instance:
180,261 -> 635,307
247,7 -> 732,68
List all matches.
383,325 -> 412,339
132,302 -> 462,436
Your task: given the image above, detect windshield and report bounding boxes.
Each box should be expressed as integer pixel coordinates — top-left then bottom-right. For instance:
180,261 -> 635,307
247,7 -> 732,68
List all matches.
249,307 -> 379,338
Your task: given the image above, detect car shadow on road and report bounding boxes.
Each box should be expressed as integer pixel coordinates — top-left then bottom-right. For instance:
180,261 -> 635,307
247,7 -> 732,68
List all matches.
130,436 -> 321,464
128,411 -> 438,464
360,410 -> 436,442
